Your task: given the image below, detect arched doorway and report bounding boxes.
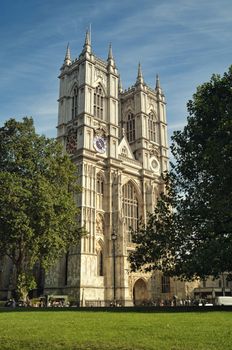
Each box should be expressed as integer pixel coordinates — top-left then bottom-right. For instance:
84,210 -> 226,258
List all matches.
133,279 -> 148,306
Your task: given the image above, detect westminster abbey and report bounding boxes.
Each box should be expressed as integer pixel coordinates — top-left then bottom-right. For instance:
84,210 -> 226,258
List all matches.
0,32 -> 199,305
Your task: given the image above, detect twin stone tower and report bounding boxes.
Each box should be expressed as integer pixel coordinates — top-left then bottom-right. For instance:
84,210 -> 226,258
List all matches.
45,31 -> 169,306
1,31 -> 176,306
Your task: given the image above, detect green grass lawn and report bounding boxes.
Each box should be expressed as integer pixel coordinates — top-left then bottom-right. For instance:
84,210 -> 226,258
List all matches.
0,310 -> 231,350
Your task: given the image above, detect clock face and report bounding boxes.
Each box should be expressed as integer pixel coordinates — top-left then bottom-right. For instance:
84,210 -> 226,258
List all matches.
150,156 -> 160,173
93,136 -> 107,153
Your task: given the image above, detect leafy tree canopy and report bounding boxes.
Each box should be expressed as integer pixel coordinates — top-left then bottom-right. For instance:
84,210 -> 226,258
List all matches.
130,66 -> 232,280
0,117 -> 83,298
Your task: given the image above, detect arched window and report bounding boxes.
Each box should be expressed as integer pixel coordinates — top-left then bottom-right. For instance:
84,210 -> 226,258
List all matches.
161,275 -> 170,293
96,173 -> 104,209
148,112 -> 156,142
97,173 -> 104,195
122,182 -> 139,242
97,250 -> 104,276
96,239 -> 104,277
126,113 -> 135,142
72,86 -> 78,119
94,84 -> 104,119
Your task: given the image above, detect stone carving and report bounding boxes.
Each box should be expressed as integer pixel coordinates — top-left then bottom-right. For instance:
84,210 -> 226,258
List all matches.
149,144 -> 159,157
66,128 -> 77,154
94,126 -> 108,137
126,98 -> 134,109
112,170 -> 119,185
96,214 -> 104,235
70,69 -> 79,84
121,98 -> 135,115
96,238 -> 103,252
94,69 -> 106,87
121,146 -> 128,157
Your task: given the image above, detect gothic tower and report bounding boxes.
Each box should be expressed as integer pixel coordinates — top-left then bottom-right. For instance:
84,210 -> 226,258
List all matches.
0,33 -> 218,305
45,32 -> 169,306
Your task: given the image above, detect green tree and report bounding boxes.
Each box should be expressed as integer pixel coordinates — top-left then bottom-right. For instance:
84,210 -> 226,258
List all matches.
0,117 -> 83,299
130,66 -> 232,280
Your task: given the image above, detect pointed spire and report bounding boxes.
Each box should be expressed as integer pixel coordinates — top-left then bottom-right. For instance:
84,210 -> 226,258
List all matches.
82,29 -> 91,54
118,75 -> 123,93
64,43 -> 71,66
136,62 -> 144,84
85,29 -> 91,46
156,74 -> 161,89
107,43 -> 115,68
108,43 -> 113,60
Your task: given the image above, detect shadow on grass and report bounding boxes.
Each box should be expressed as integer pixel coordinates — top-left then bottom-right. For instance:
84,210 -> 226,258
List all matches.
1,305 -> 232,313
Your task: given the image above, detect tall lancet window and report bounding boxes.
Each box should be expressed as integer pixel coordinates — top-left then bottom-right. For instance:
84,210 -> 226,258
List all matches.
126,112 -> 135,142
96,173 -> 104,210
148,112 -> 157,142
94,84 -> 104,119
97,250 -> 104,276
161,275 -> 170,293
72,87 -> 78,119
96,217 -> 104,277
122,182 -> 139,242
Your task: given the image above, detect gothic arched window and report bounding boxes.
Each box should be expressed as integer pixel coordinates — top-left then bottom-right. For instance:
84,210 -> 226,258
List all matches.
148,112 -> 156,142
126,113 -> 135,143
94,84 -> 104,120
96,173 -> 104,209
122,182 -> 139,242
97,250 -> 104,276
72,86 -> 78,119
161,275 -> 170,293
96,238 -> 104,277
97,173 -> 104,195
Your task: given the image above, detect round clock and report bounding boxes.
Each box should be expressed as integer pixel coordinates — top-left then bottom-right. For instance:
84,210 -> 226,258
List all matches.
93,136 -> 107,153
149,156 -> 160,173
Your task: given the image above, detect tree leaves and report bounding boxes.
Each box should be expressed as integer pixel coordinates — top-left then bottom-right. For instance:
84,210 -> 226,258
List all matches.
0,117 -> 83,298
130,66 -> 232,280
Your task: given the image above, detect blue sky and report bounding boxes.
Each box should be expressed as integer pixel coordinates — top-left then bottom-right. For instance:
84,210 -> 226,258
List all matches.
1,0 -> 232,142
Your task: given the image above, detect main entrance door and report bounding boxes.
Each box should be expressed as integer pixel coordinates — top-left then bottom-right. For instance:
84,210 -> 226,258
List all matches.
133,278 -> 148,306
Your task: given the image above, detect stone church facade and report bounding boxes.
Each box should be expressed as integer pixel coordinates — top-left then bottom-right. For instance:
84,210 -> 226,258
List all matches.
0,32 -> 199,305
44,31 -> 179,306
